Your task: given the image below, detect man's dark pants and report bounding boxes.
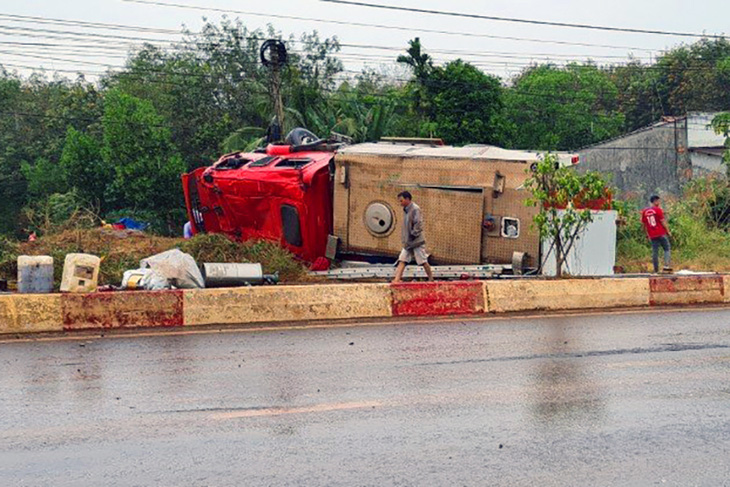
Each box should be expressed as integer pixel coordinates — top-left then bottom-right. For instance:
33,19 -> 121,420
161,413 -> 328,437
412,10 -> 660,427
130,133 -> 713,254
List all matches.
651,235 -> 671,273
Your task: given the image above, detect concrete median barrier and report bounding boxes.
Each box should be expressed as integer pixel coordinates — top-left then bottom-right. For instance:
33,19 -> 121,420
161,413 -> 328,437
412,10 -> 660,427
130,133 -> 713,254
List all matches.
391,281 -> 486,316
4,276 -> 730,336
183,283 -> 392,327
62,291 -> 184,331
0,294 -> 62,334
486,278 -> 651,313
649,276 -> 724,306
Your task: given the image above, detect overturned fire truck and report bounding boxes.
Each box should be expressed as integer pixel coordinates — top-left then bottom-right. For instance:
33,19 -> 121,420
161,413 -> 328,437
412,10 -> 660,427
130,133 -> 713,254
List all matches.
182,130 -> 581,269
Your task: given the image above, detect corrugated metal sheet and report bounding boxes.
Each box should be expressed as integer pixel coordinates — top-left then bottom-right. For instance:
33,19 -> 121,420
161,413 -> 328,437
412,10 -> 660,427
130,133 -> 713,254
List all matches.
338,143 -> 543,163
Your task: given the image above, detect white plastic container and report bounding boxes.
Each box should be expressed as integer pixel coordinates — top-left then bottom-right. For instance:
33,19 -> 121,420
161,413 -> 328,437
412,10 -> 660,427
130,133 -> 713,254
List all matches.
17,255 -> 54,294
121,268 -> 156,290
60,253 -> 101,293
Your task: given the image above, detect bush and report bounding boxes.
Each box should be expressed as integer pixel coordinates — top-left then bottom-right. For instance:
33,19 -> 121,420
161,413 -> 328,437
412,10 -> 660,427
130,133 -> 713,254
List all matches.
0,237 -> 19,282
179,234 -> 305,282
20,190 -> 99,237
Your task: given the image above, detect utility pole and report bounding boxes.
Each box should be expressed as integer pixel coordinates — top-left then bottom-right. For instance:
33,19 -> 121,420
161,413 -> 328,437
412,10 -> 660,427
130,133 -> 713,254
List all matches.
260,39 -> 288,142
271,44 -> 285,134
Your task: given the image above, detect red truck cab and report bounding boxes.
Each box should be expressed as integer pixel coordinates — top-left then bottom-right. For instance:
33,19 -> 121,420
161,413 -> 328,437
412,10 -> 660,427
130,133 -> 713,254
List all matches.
182,145 -> 335,263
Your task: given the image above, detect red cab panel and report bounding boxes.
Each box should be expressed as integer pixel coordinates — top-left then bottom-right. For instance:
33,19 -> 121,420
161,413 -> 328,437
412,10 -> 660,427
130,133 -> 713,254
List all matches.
182,150 -> 334,263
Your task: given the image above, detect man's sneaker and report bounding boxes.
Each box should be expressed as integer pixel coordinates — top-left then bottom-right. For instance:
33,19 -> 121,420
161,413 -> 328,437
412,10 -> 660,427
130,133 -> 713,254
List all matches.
662,267 -> 673,273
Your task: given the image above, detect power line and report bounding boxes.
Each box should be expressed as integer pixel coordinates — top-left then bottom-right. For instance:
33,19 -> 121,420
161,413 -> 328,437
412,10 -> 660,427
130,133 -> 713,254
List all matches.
0,12 -> 186,35
2,33 -> 725,107
0,58 -> 641,109
120,0 -> 660,53
16,12 -> 724,78
0,22 -> 705,76
0,17 -> 655,62
0,36 -> 645,73
320,0 -> 727,39
0,24 -> 179,44
2,48 -> 725,109
0,43 -> 655,69
0,22 -> 722,105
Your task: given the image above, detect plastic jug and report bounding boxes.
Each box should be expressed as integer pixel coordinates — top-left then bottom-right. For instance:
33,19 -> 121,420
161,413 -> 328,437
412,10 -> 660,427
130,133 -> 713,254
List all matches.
17,255 -> 54,294
60,253 -> 101,293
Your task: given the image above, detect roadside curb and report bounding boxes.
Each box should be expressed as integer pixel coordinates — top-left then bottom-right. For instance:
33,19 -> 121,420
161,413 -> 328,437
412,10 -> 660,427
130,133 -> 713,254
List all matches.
391,281 -> 485,316
2,275 -> 729,335
485,278 -> 650,313
649,275 -> 725,306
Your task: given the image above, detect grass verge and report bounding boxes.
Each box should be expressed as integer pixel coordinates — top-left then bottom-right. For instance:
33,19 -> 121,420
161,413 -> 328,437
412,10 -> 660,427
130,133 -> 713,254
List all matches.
0,230 -> 306,289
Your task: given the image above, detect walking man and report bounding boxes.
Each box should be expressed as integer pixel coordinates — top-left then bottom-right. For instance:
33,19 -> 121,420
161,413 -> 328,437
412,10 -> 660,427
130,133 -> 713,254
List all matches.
641,195 -> 672,273
393,191 -> 434,283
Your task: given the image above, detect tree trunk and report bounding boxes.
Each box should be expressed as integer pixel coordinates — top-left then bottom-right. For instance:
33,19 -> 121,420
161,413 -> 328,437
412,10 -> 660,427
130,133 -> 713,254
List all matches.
555,235 -> 563,278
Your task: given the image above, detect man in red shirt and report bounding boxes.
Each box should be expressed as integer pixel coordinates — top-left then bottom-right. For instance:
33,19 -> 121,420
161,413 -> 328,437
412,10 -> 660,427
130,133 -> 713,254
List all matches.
641,195 -> 672,273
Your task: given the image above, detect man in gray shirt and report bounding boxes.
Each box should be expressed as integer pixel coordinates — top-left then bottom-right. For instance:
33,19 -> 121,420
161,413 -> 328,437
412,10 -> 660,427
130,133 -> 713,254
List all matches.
393,191 -> 434,283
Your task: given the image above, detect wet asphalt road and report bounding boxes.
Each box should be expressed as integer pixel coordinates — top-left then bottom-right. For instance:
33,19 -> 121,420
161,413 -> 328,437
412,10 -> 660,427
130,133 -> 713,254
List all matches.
1,309 -> 730,486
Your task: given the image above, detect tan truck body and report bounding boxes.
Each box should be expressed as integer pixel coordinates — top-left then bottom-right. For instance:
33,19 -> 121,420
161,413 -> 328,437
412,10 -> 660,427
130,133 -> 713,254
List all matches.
333,143 -> 544,267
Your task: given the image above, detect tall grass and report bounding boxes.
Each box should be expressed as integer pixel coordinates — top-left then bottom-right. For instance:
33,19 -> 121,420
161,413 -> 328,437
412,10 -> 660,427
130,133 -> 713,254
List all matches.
617,177 -> 730,272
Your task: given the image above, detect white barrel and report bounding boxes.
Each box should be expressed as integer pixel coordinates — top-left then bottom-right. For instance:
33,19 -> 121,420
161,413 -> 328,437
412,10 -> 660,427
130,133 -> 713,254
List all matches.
202,263 -> 263,288
60,253 -> 101,293
17,256 -> 54,294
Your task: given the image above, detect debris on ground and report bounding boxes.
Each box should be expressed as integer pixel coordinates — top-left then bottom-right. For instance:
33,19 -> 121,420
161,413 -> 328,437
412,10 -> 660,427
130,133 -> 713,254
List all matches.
201,263 -> 279,288
109,217 -> 150,232
17,255 -> 54,294
139,249 -> 205,289
60,253 -> 101,293
310,257 -> 331,272
0,229 -> 306,290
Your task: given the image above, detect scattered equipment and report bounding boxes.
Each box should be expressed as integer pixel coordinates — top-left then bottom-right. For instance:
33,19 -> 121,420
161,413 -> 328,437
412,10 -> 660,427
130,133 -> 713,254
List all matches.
60,253 -> 101,293
311,264 -> 509,281
139,249 -> 205,289
202,263 -> 279,288
17,255 -> 54,294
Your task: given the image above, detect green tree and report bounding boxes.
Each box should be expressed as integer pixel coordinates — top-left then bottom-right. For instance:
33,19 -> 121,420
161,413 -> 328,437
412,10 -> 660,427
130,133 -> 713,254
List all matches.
60,127 -> 111,209
107,21 -> 343,164
0,74 -> 26,234
21,158 -> 68,198
504,64 -> 624,150
608,59 -> 664,132
525,154 -> 611,277
397,37 -> 433,116
101,89 -> 186,226
711,112 -> 730,171
422,60 -> 505,146
397,37 -> 433,82
653,38 -> 730,115
0,72 -> 102,235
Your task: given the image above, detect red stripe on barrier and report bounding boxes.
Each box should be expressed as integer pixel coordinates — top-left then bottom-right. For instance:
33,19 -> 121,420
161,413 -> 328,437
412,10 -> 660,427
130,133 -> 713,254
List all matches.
649,276 -> 724,306
62,290 -> 184,331
391,281 -> 485,317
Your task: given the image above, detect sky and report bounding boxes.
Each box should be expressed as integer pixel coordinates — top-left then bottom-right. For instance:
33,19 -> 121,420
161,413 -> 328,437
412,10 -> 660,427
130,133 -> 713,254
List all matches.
0,0 -> 728,82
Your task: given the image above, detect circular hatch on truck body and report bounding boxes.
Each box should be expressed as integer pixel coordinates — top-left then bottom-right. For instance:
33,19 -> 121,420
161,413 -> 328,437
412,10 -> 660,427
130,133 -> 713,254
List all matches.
364,202 -> 395,236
